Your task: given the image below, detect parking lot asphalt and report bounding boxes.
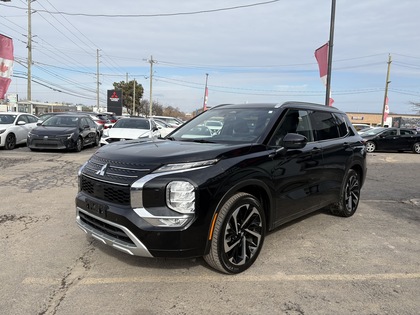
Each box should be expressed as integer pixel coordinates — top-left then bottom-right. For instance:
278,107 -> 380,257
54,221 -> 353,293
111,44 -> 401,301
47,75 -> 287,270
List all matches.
0,146 -> 419,315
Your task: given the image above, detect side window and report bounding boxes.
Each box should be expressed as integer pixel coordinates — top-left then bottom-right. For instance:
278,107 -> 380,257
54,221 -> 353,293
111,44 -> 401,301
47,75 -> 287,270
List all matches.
334,113 -> 349,137
27,115 -> 38,123
310,111 -> 340,141
18,115 -> 29,123
81,117 -> 89,128
269,109 -> 313,146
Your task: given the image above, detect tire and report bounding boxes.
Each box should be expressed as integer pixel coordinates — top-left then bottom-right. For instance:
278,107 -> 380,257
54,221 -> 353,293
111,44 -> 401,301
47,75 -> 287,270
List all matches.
365,141 -> 376,153
75,137 -> 83,152
204,192 -> 266,274
5,133 -> 16,150
413,142 -> 420,154
330,169 -> 361,217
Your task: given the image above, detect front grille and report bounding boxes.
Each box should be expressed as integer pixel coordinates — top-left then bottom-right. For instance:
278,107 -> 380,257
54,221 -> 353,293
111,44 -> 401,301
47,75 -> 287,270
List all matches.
32,139 -> 63,148
79,211 -> 134,245
80,155 -> 157,204
81,175 -> 131,205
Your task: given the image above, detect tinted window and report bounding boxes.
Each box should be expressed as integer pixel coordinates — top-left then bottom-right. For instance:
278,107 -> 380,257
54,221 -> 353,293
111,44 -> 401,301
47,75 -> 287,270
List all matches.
269,109 -> 313,146
334,113 -> 349,137
310,111 -> 340,140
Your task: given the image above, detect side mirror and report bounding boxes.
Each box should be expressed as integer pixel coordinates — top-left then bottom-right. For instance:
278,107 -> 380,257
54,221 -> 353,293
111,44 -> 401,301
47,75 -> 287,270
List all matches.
17,121 -> 26,126
282,133 -> 307,149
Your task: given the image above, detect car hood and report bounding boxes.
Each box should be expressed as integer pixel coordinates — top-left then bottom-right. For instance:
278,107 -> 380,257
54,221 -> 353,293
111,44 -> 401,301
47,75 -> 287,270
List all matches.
0,123 -> 14,129
93,139 -> 258,166
31,126 -> 77,135
104,128 -> 150,138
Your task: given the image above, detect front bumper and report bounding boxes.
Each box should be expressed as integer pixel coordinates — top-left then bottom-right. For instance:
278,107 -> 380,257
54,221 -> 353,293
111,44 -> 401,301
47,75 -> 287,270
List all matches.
76,207 -> 153,257
75,192 -> 209,258
27,136 -> 74,150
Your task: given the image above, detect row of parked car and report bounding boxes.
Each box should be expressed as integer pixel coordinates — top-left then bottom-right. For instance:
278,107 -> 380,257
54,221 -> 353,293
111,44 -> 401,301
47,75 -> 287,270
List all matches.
0,111 -> 183,151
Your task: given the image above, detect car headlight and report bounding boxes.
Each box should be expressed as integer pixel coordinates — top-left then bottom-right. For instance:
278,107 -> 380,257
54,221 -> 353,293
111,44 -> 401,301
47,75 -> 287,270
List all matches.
166,181 -> 195,214
154,159 -> 218,173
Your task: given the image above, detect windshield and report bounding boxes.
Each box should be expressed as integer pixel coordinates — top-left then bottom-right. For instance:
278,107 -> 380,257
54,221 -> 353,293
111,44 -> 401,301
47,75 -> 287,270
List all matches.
113,118 -> 150,129
0,114 -> 16,124
42,116 -> 79,127
360,127 -> 386,136
169,107 -> 277,143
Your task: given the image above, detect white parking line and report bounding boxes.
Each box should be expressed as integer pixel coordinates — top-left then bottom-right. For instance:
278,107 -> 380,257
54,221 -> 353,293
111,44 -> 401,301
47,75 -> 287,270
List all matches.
23,272 -> 420,285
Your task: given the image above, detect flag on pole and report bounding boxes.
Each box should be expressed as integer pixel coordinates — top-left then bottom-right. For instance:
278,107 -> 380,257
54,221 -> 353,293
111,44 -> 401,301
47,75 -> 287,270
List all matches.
315,42 -> 334,106
315,42 -> 329,86
203,86 -> 208,111
0,34 -> 14,100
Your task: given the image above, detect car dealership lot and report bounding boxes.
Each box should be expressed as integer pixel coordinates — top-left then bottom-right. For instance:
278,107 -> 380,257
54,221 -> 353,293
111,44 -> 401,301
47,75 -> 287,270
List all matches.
1,147 -> 419,315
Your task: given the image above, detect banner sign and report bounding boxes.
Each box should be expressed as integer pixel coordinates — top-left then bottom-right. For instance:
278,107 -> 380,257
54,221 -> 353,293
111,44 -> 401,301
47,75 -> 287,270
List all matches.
107,89 -> 123,116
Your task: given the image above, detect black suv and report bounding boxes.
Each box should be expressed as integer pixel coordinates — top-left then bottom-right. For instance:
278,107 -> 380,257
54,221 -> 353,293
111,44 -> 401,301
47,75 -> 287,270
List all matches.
75,102 -> 367,274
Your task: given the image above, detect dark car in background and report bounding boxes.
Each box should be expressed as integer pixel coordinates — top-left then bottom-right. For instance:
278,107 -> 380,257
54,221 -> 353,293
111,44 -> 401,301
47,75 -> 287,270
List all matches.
76,102 -> 367,274
361,127 -> 420,153
27,114 -> 100,152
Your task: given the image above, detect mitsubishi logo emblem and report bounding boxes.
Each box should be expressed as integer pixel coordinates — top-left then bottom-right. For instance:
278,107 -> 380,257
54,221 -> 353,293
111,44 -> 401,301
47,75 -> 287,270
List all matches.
95,163 -> 108,176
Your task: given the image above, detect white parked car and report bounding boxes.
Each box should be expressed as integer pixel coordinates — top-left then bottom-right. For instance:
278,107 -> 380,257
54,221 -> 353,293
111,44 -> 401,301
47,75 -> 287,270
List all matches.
153,118 -> 176,137
0,112 -> 39,150
100,117 -> 160,146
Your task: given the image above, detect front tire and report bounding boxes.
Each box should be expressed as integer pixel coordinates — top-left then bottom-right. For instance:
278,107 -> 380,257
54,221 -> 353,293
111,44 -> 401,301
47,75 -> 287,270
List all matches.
93,133 -> 100,147
5,133 -> 16,150
75,137 -> 83,152
413,142 -> 420,154
365,141 -> 376,153
330,169 -> 361,217
204,192 -> 266,274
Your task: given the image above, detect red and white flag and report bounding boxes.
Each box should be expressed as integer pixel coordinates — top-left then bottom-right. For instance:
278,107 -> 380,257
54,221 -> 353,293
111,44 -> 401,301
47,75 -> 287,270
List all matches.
203,86 -> 208,111
384,97 -> 389,121
0,34 -> 14,100
315,42 -> 329,86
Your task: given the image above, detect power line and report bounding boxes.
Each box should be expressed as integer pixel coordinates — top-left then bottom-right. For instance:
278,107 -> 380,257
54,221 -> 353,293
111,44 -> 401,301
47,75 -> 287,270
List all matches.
1,1 -> 281,18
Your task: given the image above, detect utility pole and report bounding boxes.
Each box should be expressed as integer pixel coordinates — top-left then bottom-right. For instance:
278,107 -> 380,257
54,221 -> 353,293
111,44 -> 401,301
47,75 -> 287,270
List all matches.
96,49 -> 100,112
381,54 -> 392,127
148,55 -> 156,117
27,0 -> 32,113
325,0 -> 336,106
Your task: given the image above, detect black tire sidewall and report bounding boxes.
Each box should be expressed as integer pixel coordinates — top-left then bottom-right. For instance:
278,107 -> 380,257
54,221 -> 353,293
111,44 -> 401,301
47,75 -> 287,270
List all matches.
216,193 -> 266,274
6,133 -> 16,150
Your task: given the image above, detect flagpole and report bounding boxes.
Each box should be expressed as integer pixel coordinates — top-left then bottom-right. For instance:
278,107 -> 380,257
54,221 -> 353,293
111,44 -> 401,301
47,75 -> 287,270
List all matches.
325,0 -> 336,106
381,54 -> 392,126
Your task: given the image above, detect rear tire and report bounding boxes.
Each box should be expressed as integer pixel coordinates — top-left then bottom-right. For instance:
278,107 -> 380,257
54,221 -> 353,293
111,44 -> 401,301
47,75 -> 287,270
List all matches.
204,192 -> 265,274
330,169 -> 361,217
413,142 -> 420,154
5,133 -> 16,150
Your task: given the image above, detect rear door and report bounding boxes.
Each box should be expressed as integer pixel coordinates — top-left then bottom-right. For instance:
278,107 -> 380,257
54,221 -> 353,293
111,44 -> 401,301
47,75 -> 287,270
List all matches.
309,111 -> 355,203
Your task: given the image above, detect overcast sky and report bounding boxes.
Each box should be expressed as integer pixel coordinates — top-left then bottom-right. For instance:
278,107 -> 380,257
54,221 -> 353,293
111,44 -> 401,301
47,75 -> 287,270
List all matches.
1,0 -> 420,114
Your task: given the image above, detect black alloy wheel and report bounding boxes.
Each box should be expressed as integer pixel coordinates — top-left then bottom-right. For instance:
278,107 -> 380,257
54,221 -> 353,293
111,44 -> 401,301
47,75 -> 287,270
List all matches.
330,169 -> 360,217
204,192 -> 266,274
5,133 -> 16,150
